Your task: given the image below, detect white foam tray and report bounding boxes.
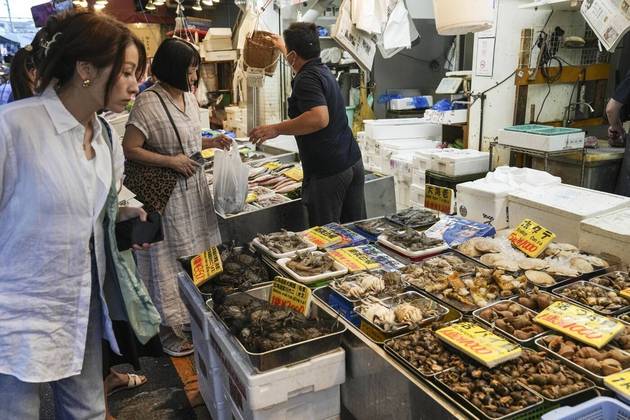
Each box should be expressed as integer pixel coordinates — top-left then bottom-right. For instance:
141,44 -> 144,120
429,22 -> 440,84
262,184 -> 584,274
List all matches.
377,234 -> 448,258
251,235 -> 318,260
277,252 -> 348,284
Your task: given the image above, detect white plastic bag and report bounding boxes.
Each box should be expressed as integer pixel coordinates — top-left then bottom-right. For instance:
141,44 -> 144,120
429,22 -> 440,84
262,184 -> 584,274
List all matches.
213,143 -> 249,215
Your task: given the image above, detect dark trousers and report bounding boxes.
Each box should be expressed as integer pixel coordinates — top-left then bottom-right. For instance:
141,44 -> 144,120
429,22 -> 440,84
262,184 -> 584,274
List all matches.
302,159 -> 367,226
616,137 -> 630,197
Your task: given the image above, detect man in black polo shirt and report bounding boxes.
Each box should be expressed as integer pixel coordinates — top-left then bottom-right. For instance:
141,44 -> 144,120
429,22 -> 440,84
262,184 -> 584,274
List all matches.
607,72 -> 630,196
249,22 -> 366,225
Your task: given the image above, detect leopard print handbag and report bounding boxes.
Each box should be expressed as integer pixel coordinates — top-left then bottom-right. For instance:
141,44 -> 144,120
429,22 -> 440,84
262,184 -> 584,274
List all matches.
124,90 -> 186,214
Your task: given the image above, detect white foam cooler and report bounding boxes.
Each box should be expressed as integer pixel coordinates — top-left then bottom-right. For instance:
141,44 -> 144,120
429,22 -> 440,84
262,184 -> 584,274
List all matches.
364,118 -> 442,140
431,150 -> 489,177
456,181 -> 512,229
508,184 -> 630,245
409,183 -> 426,208
412,149 -> 447,171
579,207 -> 630,265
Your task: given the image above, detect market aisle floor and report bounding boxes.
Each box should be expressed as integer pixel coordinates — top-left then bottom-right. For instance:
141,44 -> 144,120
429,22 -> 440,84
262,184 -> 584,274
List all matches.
39,355 -> 212,420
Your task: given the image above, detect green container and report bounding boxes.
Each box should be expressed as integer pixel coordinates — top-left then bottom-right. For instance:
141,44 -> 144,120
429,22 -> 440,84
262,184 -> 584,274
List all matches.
345,106 -> 355,128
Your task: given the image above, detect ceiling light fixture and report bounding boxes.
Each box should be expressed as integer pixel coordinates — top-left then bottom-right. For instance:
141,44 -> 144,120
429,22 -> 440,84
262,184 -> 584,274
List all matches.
94,3 -> 106,10
153,0 -> 165,5
95,0 -> 108,5
145,0 -> 156,11
202,0 -> 213,5
192,0 -> 202,11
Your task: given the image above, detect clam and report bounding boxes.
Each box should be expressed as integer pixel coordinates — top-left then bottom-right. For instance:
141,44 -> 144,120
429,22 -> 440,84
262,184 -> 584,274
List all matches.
584,255 -> 609,268
570,257 -> 594,274
474,238 -> 502,253
480,253 -> 502,267
546,265 -> 580,278
494,259 -> 520,272
518,258 -> 549,271
525,270 -> 556,286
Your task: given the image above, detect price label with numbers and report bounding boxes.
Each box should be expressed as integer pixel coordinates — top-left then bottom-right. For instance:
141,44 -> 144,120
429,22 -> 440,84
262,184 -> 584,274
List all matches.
284,167 -> 303,182
328,247 -> 380,272
190,247 -> 223,287
508,218 -> 556,258
534,301 -> 624,348
424,184 -> 454,214
437,322 -> 522,367
302,226 -> 342,249
269,276 -> 312,316
605,371 -> 630,397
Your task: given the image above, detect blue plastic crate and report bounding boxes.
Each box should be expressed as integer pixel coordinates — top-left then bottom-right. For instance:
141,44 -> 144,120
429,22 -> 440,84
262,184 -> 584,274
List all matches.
541,397 -> 630,420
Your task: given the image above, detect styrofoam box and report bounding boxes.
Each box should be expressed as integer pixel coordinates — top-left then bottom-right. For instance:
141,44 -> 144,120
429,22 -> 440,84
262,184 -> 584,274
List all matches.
390,153 -> 414,182
364,118 -> 442,140
412,149 -> 448,171
205,307 -> 346,413
226,380 -> 341,420
508,184 -> 630,245
409,183 -> 426,206
431,150 -> 489,177
456,180 -> 512,229
579,207 -> 630,265
498,128 -> 585,152
411,168 -> 427,186
424,109 -> 468,125
196,351 -> 231,420
377,140 -> 439,173
390,96 -> 434,111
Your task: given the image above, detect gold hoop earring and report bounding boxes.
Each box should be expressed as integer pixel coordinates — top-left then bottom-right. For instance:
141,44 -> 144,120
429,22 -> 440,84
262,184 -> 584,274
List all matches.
82,79 -> 92,88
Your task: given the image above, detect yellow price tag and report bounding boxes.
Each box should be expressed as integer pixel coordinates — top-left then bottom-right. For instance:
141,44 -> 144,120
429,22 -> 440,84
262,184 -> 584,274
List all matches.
424,184 -> 453,214
268,276 -> 312,316
436,322 -> 522,368
263,161 -> 282,170
534,301 -> 624,349
508,219 -> 556,258
329,247 -> 380,272
201,148 -> 215,159
190,247 -> 223,287
303,226 -> 342,249
605,371 -> 630,397
246,193 -> 257,204
284,167 -> 304,182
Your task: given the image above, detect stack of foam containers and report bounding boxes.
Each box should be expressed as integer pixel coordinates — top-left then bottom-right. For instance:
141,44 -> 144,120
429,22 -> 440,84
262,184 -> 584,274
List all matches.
579,207 -> 630,265
455,167 -> 561,229
430,149 -> 489,177
410,149 -> 450,207
178,274 -> 346,420
507,184 -> 630,245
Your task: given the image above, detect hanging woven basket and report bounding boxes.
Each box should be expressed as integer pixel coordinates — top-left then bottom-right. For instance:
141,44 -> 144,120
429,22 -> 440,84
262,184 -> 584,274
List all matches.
244,30 -> 281,76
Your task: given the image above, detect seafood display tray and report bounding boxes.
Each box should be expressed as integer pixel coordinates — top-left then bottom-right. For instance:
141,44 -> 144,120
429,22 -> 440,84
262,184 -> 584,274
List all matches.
376,234 -> 449,259
385,213 -> 440,231
276,252 -> 348,285
590,271 -> 630,293
432,370 -> 545,420
472,301 -> 549,348
552,281 -> 630,316
355,291 -> 450,336
251,235 -> 318,260
207,284 -> 346,372
328,271 -> 408,304
534,335 -> 630,386
509,290 -> 569,313
348,217 -> 404,242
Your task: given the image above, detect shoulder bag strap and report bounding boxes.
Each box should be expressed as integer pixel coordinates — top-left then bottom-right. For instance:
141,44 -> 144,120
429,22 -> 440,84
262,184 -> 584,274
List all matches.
148,89 -> 186,155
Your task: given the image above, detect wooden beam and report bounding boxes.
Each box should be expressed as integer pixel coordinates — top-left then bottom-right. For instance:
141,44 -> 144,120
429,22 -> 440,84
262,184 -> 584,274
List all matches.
514,63 -> 609,86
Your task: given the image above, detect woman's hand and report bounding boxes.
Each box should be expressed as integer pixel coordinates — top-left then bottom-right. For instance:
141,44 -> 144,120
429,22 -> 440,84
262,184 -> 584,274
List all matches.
248,125 -> 280,145
117,207 -> 152,251
202,134 -> 232,150
169,154 -> 199,177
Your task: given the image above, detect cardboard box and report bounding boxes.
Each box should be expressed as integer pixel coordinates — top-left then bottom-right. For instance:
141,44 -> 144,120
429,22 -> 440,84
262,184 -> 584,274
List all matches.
204,28 -> 233,52
127,23 -> 163,58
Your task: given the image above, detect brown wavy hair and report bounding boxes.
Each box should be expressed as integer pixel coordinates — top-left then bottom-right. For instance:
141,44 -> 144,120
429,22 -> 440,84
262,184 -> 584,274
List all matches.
36,9 -> 146,105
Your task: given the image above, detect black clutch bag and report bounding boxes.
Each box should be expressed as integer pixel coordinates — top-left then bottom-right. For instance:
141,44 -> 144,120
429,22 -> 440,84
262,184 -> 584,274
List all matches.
115,211 -> 164,251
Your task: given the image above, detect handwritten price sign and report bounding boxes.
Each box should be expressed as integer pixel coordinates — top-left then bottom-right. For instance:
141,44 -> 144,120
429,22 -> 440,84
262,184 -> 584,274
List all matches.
269,276 -> 312,316
534,301 -> 624,348
508,219 -> 556,258
424,184 -> 454,214
190,247 -> 223,287
436,322 -> 522,368
605,371 -> 630,397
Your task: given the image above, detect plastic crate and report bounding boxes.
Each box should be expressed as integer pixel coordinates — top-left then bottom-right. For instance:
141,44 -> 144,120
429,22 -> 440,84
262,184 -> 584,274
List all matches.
541,397 -> 630,420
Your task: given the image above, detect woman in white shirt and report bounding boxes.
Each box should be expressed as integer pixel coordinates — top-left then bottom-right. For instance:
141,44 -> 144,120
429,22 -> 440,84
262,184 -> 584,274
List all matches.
0,10 -> 156,419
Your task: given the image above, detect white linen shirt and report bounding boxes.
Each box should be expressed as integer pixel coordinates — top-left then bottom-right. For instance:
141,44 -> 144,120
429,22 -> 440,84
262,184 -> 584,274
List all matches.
0,85 -> 123,383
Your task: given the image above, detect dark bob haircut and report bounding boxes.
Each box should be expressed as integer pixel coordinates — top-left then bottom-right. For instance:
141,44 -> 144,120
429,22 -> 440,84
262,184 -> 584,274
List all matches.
283,22 -> 321,60
36,9 -> 147,105
151,38 -> 200,92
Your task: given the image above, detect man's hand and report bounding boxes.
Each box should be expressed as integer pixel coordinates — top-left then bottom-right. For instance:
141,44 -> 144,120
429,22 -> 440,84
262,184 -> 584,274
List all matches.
248,125 -> 280,145
264,34 -> 286,54
169,154 -> 199,177
202,134 -> 232,150
608,124 -> 626,147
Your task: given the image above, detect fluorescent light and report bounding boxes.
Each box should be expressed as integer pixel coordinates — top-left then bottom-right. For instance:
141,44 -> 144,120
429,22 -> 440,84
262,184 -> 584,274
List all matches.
94,3 -> 106,10
202,0 -> 213,5
192,0 -> 202,11
154,0 -> 165,5
145,0 -> 156,11
95,0 -> 108,4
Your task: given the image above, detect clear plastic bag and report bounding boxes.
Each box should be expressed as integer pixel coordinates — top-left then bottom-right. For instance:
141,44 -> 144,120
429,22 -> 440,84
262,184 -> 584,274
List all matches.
213,143 -> 249,215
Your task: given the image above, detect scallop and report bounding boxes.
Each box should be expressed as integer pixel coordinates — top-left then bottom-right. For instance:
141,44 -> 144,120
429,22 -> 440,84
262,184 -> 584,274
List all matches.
494,259 -> 520,272
549,242 -> 579,252
518,258 -> 549,271
474,238 -> 502,253
458,240 -> 481,257
584,255 -> 609,268
480,253 -> 502,267
546,265 -> 580,277
569,257 -> 594,274
525,270 -> 556,286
